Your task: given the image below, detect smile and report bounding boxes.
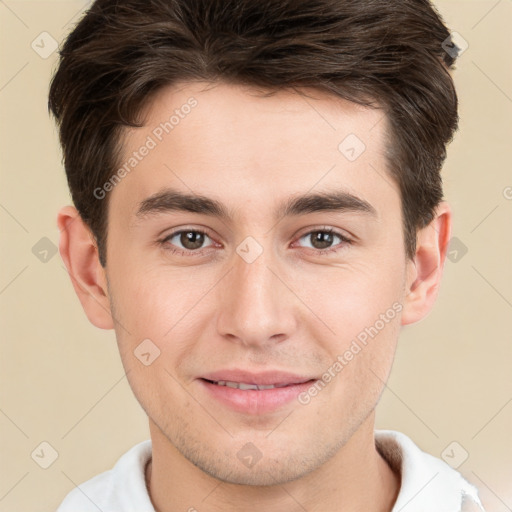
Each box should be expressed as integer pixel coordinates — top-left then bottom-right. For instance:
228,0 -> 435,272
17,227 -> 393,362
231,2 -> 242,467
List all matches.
204,379 -> 293,390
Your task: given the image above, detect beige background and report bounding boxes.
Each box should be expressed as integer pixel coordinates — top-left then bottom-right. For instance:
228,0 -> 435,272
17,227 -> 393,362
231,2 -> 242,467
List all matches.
0,1 -> 511,511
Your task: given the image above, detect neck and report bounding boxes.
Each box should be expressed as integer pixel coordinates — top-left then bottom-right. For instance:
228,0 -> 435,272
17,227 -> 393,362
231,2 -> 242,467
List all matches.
145,413 -> 400,512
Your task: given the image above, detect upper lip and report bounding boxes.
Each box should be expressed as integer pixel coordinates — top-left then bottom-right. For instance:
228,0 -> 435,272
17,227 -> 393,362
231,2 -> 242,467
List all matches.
200,369 -> 316,387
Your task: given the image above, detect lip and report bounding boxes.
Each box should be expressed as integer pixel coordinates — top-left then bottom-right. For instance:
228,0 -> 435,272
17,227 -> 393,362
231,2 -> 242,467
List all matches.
200,369 -> 315,387
197,369 -> 318,415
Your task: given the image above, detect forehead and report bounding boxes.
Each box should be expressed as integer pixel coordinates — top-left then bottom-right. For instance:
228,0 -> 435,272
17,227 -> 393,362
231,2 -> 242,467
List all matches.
111,80 -> 395,223
135,80 -> 384,142
120,80 -> 387,162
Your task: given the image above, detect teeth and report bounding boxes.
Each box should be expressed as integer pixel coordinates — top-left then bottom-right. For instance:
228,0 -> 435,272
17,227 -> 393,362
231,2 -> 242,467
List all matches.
212,380 -> 279,390
238,382 -> 259,390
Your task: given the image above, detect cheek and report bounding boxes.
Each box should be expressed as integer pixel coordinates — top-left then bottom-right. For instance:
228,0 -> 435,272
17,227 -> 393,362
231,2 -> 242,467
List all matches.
110,259 -> 194,330
107,269 -> 199,413
293,257 -> 405,345
109,265 -> 217,370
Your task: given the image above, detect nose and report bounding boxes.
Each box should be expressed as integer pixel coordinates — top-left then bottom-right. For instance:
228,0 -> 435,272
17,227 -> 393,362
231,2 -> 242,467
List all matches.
216,243 -> 297,348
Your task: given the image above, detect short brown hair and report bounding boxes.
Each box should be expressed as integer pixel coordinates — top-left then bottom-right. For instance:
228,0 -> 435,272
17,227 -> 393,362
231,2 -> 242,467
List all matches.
48,0 -> 459,267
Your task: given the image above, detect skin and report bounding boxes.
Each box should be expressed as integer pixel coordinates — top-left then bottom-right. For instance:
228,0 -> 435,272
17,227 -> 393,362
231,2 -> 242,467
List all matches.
57,81 -> 451,512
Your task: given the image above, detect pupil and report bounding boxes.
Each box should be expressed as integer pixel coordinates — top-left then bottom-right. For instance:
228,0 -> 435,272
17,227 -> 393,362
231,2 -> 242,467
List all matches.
181,231 -> 204,249
312,231 -> 333,249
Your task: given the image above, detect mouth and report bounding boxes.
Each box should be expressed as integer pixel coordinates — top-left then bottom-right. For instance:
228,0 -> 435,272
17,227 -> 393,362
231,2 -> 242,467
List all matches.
197,371 -> 318,415
200,378 -> 309,390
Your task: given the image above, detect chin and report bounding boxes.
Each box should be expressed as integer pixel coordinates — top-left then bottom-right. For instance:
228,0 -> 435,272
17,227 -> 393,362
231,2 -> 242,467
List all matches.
201,461 -> 311,487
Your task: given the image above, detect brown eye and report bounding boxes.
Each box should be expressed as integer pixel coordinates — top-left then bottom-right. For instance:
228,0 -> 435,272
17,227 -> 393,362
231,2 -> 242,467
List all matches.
309,231 -> 335,249
162,229 -> 213,252
297,228 -> 351,253
180,231 -> 205,250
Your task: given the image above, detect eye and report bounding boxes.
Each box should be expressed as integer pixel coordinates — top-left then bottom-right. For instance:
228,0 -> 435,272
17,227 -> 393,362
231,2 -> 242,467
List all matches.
158,226 -> 352,257
160,228 -> 215,254
296,228 -> 352,254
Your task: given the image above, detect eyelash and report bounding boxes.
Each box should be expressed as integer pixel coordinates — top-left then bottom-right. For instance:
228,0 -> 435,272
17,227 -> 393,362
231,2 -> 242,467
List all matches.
158,227 -> 352,257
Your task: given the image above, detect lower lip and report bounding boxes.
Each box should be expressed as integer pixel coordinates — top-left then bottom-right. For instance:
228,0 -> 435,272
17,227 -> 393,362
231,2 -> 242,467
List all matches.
198,378 -> 318,415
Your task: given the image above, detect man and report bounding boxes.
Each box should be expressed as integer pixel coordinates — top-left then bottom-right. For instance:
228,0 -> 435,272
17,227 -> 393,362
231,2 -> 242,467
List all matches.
50,0 -> 486,510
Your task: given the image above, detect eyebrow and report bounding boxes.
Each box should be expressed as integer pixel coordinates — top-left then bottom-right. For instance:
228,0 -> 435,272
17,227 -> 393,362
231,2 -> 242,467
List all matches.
134,187 -> 377,222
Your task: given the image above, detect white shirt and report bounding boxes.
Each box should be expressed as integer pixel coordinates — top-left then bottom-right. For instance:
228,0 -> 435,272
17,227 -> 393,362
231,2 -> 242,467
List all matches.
56,429 -> 486,512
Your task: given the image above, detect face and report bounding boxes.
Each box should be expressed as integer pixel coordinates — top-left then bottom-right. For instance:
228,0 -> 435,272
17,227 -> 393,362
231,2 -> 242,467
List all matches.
103,81 -> 411,485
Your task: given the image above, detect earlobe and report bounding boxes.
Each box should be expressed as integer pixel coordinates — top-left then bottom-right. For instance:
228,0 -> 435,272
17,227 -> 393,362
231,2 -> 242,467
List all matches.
401,202 -> 452,326
57,205 -> 114,330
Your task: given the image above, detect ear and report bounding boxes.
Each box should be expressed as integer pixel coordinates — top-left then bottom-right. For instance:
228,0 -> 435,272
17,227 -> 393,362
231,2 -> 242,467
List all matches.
57,205 -> 114,329
401,201 -> 452,326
